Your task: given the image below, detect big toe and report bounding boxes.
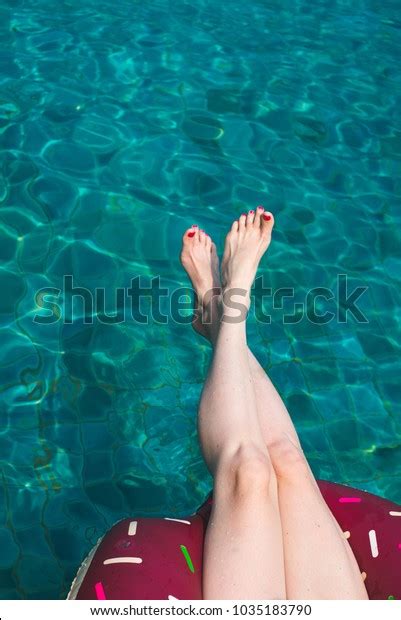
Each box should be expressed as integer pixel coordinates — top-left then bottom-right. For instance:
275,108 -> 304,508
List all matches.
261,211 -> 274,237
182,226 -> 198,245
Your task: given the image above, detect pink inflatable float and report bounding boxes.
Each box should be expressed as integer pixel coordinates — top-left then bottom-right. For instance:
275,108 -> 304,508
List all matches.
68,481 -> 401,600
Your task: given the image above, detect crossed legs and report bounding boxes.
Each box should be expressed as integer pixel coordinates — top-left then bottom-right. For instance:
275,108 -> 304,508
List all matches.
180,209 -> 368,600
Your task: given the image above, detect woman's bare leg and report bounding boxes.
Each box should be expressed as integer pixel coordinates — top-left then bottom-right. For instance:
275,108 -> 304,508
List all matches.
244,354 -> 368,598
183,207 -> 368,600
180,217 -> 285,600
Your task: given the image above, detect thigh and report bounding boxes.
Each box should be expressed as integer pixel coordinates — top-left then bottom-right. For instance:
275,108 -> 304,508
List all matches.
277,468 -> 368,599
202,468 -> 286,600
268,438 -> 368,599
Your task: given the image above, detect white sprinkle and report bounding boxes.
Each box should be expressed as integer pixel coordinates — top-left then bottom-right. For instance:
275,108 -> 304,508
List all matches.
168,595 -> 179,600
128,521 -> 138,536
103,557 -> 143,565
368,530 -> 379,558
164,518 -> 191,525
389,511 -> 401,517
343,530 -> 351,539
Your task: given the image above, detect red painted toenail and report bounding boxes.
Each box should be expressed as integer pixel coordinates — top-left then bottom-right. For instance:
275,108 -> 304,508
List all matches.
188,231 -> 196,237
249,210 -> 254,214
263,214 -> 272,221
192,224 -> 198,227
257,205 -> 264,210
241,213 -> 247,216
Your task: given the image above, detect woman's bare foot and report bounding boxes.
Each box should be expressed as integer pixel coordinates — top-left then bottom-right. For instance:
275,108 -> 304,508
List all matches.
221,206 -> 274,319
180,225 -> 222,344
180,208 -> 274,338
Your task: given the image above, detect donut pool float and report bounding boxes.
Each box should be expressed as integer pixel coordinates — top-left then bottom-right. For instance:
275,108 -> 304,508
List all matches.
68,481 -> 401,600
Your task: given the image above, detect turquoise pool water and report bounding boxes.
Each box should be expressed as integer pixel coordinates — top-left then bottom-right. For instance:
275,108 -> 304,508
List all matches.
1,0 -> 401,600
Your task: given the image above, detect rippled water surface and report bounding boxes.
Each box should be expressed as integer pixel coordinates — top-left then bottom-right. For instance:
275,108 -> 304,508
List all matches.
1,0 -> 401,599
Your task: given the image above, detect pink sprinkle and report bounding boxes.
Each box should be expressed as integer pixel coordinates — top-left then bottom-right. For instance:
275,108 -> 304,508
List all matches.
339,497 -> 361,503
398,544 -> 401,550
95,582 -> 106,600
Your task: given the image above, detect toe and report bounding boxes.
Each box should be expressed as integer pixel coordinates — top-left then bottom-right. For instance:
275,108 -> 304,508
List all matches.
183,227 -> 197,243
261,211 -> 274,237
205,233 -> 212,248
231,219 -> 239,232
254,205 -> 264,226
199,229 -> 206,244
238,213 -> 247,230
246,209 -> 255,225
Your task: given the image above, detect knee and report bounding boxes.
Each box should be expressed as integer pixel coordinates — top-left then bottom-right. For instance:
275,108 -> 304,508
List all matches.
217,443 -> 275,496
268,436 -> 310,480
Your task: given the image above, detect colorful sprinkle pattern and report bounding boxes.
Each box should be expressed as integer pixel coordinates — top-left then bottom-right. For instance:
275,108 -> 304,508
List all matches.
94,582 -> 106,600
69,481 -> 401,600
180,545 -> 195,574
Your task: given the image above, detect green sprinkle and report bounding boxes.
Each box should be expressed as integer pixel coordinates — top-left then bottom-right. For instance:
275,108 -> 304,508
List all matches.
388,595 -> 395,600
180,544 -> 195,574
